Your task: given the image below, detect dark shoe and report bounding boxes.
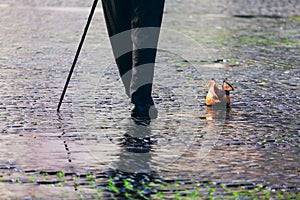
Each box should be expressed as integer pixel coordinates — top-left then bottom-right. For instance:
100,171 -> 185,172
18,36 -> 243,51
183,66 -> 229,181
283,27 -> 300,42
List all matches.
131,104 -> 158,120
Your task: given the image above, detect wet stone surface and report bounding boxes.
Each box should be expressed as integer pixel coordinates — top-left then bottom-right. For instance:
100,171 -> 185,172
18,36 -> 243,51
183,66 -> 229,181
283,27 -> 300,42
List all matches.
0,0 -> 299,199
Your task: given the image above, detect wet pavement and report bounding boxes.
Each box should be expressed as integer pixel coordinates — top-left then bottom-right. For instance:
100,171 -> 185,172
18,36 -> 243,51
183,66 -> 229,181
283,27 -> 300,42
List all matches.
0,0 -> 299,199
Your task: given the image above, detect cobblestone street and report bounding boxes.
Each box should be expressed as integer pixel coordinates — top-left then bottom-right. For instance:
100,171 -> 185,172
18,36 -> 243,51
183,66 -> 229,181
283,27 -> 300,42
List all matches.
0,0 -> 299,199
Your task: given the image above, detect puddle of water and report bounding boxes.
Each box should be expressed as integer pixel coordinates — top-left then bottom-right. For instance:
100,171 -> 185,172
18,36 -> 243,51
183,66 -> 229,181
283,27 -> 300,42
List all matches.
0,1 -> 299,199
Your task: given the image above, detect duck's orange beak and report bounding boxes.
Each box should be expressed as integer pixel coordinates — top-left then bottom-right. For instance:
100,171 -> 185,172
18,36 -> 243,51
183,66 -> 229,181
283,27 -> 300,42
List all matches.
223,80 -> 234,91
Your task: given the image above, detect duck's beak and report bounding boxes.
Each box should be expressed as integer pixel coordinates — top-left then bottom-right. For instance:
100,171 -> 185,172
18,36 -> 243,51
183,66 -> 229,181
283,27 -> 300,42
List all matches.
223,80 -> 234,91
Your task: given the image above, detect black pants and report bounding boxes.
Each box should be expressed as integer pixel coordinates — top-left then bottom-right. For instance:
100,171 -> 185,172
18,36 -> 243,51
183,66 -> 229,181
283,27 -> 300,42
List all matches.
102,0 -> 165,106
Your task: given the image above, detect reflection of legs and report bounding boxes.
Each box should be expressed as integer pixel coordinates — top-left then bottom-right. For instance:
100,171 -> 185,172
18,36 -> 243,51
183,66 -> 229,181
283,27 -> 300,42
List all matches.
117,120 -> 152,173
101,0 -> 132,97
130,0 -> 165,106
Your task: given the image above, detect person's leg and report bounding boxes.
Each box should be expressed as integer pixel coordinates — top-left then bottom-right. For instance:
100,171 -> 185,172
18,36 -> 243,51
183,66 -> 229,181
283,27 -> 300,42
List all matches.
130,0 -> 165,107
101,0 -> 133,97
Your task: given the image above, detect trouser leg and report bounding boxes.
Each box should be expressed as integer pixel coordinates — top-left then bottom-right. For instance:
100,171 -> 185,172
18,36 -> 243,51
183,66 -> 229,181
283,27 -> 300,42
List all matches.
101,0 -> 132,97
102,0 -> 165,105
130,0 -> 165,106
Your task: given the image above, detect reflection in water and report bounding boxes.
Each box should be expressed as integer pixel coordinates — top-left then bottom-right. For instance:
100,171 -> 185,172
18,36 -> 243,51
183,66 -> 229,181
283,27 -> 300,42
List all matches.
115,118 -> 153,174
197,105 -> 231,159
205,106 -> 231,122
56,112 -> 79,191
104,119 -> 156,199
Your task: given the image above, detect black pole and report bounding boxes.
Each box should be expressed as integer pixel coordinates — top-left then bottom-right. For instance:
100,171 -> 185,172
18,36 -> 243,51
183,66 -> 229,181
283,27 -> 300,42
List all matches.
57,0 -> 99,112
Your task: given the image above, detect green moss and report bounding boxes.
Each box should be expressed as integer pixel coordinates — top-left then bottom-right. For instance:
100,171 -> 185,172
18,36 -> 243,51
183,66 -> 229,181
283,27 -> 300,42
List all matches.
88,180 -> 96,188
107,178 -> 120,194
282,39 -> 296,45
32,121 -> 39,125
29,176 -> 35,183
31,173 -> 297,199
57,171 -> 64,179
86,174 -> 94,179
124,192 -> 132,198
234,36 -> 274,46
186,190 -> 200,199
15,179 -> 22,184
288,17 -> 300,21
56,182 -> 64,187
123,179 -> 134,191
156,191 -> 165,199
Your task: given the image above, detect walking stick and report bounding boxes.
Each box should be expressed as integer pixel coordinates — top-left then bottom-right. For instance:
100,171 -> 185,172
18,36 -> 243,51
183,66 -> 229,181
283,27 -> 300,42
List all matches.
57,0 -> 99,112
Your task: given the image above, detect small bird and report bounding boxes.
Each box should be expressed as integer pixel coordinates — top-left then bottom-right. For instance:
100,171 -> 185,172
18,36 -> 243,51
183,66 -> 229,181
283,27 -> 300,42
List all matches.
205,79 -> 234,107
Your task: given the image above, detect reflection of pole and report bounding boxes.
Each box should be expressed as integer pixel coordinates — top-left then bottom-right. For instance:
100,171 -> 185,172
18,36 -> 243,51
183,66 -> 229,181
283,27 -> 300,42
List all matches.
57,0 -> 99,112
57,113 -> 78,191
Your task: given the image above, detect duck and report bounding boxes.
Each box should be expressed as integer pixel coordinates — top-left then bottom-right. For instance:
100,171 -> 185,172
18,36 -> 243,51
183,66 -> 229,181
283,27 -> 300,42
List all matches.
205,79 -> 234,107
